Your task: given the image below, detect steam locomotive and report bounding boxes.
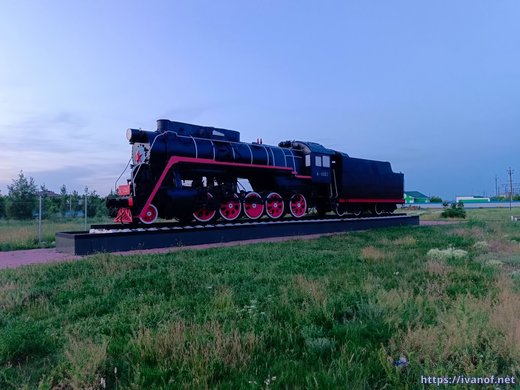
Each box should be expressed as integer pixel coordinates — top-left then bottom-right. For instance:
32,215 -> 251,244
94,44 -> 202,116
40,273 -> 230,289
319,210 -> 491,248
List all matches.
107,119 -> 404,224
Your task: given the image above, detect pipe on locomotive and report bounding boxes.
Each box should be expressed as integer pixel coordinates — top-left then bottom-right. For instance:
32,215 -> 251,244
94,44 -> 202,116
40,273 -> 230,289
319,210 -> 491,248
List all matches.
126,120 -> 303,172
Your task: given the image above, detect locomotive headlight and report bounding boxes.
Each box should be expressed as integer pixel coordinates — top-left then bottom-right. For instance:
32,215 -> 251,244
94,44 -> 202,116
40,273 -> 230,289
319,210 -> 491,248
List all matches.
126,128 -> 150,144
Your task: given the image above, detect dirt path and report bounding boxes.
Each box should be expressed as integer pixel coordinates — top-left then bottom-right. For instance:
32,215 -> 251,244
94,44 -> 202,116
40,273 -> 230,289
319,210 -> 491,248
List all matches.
0,234 -> 337,270
0,248 -> 81,270
0,220 -> 455,270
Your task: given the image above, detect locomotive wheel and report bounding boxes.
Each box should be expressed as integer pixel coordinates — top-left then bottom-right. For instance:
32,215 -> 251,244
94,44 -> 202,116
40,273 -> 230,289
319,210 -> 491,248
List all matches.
334,203 -> 347,217
351,206 -> 363,217
193,193 -> 216,222
139,204 -> 158,224
289,194 -> 307,218
265,192 -> 284,219
219,194 -> 242,221
373,204 -> 384,216
243,192 -> 264,220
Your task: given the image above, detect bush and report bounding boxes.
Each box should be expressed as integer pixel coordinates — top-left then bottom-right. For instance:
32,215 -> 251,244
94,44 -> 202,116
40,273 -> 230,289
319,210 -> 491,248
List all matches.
441,202 -> 466,219
429,196 -> 443,203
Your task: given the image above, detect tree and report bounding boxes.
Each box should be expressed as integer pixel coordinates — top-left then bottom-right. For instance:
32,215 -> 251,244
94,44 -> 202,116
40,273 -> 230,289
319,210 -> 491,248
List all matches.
70,190 -> 81,217
40,184 -> 60,218
6,171 -> 38,219
0,192 -> 6,219
85,190 -> 109,218
59,184 -> 69,217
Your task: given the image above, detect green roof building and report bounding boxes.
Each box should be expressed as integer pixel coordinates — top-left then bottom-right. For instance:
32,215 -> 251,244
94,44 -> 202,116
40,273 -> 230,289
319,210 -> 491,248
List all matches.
404,191 -> 430,204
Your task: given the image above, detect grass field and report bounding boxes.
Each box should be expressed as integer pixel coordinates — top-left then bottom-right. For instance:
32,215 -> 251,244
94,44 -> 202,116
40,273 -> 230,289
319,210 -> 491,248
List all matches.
0,208 -> 519,388
0,219 -> 110,251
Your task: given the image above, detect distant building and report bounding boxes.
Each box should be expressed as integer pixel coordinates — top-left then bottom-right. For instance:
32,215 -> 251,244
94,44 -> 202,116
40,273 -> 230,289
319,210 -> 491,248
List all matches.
404,191 -> 430,204
39,190 -> 59,197
455,196 -> 490,203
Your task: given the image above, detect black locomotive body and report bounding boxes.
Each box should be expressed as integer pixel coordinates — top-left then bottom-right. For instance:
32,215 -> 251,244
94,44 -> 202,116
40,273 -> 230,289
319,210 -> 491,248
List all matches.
107,119 -> 404,224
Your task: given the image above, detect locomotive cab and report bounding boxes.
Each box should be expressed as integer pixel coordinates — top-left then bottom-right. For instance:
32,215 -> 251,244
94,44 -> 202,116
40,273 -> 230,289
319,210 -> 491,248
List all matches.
282,141 -> 334,185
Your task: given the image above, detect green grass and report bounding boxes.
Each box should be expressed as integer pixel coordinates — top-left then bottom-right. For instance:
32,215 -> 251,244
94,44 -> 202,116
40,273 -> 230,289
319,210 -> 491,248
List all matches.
0,209 -> 520,388
0,219 -> 110,251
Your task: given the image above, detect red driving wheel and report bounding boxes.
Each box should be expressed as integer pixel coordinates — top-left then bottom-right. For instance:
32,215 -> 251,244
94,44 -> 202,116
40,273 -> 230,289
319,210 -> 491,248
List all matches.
265,192 -> 284,219
289,193 -> 307,218
139,204 -> 158,224
219,194 -> 242,221
193,193 -> 216,222
243,191 -> 264,220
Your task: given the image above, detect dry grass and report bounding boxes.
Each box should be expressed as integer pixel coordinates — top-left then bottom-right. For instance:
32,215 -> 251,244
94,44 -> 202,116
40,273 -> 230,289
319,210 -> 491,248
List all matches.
0,220 -> 85,250
392,235 -> 417,246
0,225 -> 36,243
425,259 -> 452,276
211,285 -> 235,312
63,336 -> 108,390
451,226 -> 487,240
362,274 -> 383,294
423,279 -> 449,301
395,295 -> 492,370
376,287 -> 411,312
0,281 -> 29,311
293,274 -> 327,306
390,274 -> 520,375
132,320 -> 258,386
360,246 -> 388,262
489,276 -> 520,362
487,239 -> 520,255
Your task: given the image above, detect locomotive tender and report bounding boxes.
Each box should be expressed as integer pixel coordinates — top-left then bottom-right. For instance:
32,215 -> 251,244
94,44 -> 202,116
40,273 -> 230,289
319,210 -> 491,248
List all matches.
107,119 -> 404,224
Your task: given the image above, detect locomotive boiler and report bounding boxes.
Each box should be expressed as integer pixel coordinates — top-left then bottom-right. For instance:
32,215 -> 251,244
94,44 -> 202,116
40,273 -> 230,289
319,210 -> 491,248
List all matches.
107,119 -> 404,224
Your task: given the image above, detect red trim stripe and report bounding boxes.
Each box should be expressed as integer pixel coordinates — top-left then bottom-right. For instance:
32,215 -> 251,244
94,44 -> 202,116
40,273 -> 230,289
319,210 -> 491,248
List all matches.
339,198 -> 405,204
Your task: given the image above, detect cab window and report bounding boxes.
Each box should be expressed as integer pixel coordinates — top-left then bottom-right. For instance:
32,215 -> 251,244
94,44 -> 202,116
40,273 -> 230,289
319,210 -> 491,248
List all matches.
322,155 -> 330,168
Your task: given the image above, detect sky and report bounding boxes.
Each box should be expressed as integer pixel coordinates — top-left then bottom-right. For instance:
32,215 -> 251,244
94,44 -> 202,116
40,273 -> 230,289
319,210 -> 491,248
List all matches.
1,1 -> 519,200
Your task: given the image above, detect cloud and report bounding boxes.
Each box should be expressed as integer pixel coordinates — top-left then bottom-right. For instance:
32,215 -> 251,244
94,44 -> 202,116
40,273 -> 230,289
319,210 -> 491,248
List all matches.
2,111 -> 91,152
0,110 -> 130,194
0,160 -> 130,195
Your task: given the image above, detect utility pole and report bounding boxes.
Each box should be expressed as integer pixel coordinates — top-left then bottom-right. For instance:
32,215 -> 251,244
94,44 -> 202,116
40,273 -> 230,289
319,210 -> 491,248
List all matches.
84,186 -> 88,231
507,167 -> 514,210
38,193 -> 42,245
495,175 -> 499,198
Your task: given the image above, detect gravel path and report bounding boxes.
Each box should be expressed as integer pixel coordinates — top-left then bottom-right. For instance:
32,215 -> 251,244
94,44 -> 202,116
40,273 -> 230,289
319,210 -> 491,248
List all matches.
0,220 -> 457,270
